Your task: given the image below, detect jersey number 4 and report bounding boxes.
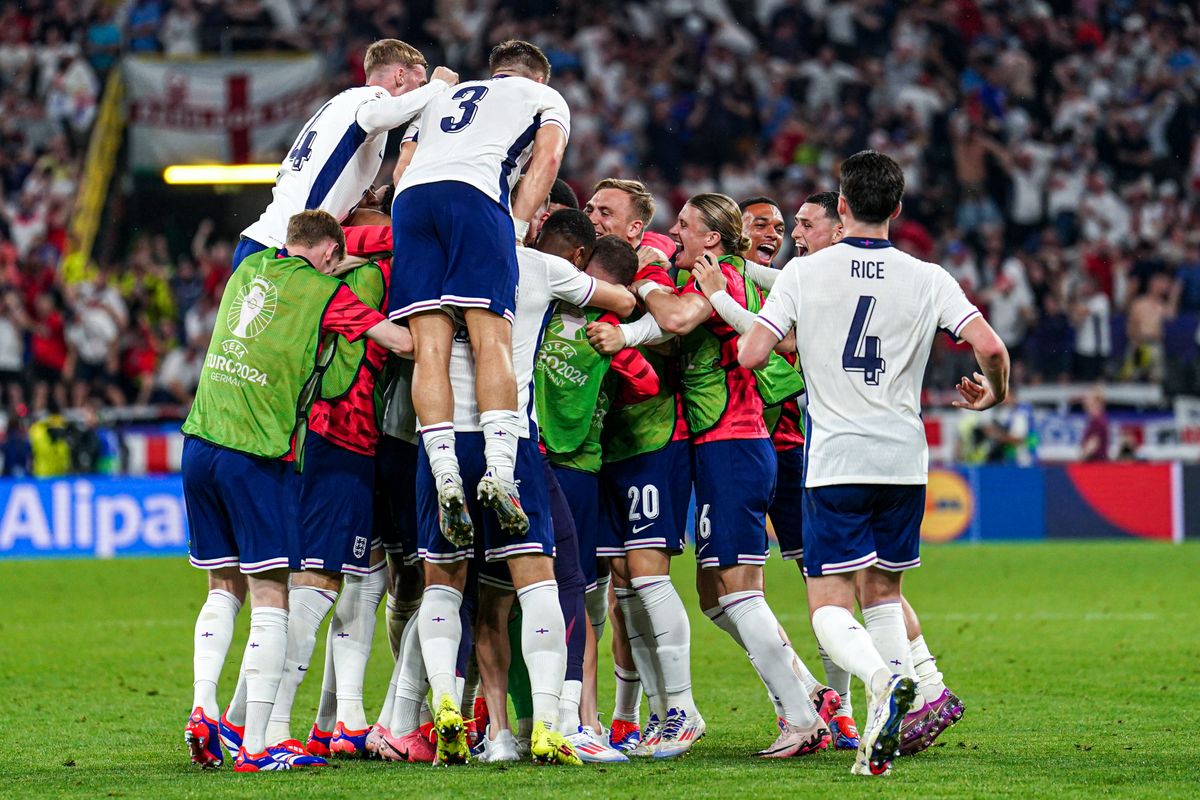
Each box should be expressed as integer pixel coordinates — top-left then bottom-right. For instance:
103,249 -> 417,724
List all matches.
440,86 -> 489,133
842,295 -> 886,385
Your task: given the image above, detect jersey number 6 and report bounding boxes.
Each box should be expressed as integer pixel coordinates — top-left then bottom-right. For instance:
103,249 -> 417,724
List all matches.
842,295 -> 886,385
440,86 -> 490,133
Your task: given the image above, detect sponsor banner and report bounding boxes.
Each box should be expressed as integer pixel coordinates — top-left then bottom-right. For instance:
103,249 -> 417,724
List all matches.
123,55 -> 326,170
1043,463 -> 1176,541
0,477 -> 188,560
1184,465 -> 1200,544
927,409 -> 1200,464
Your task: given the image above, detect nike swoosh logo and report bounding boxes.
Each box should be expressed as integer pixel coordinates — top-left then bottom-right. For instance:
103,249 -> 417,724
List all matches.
297,666 -> 308,671
631,523 -> 654,534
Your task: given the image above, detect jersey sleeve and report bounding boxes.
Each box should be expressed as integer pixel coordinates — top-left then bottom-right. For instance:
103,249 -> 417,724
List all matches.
634,262 -> 674,289
537,86 -> 571,141
321,284 -> 386,341
546,255 -> 596,306
343,225 -> 393,257
355,79 -> 448,136
610,347 -> 660,405
755,261 -> 801,341
932,265 -> 981,341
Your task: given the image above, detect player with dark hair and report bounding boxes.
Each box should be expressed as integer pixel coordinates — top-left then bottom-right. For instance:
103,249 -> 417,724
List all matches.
740,150 -> 1009,776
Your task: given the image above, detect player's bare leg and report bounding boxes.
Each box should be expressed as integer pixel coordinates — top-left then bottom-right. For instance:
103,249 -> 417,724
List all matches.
474,585 -> 520,761
186,568 -> 245,767
463,308 -> 528,535
506,555 -> 580,765
410,310 -> 473,545
709,565 -> 826,758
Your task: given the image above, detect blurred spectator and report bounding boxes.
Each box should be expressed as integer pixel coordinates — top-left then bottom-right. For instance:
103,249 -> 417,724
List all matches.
0,288 -> 27,408
28,290 -> 67,413
1122,272 -> 1179,383
1071,275 -> 1112,381
64,280 -> 124,407
1,416 -> 32,477
1079,390 -> 1110,463
28,408 -> 71,477
150,337 -> 203,405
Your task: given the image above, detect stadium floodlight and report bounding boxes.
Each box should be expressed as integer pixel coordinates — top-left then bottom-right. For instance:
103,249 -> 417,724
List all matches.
162,164 -> 278,185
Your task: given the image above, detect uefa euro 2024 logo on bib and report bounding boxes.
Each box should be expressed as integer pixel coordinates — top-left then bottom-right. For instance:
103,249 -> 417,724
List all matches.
229,277 -> 277,339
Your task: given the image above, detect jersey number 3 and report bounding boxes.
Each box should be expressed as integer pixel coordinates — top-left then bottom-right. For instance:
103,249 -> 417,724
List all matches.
842,295 -> 886,385
440,86 -> 489,133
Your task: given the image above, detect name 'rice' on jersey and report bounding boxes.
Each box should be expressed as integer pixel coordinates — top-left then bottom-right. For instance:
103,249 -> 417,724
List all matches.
396,75 -> 570,211
756,238 -> 980,488
242,81 -> 444,248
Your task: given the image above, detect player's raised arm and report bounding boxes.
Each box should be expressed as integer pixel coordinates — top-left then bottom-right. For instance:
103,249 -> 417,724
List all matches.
511,124 -> 568,244
392,132 -> 419,185
355,66 -> 457,136
951,316 -> 1009,411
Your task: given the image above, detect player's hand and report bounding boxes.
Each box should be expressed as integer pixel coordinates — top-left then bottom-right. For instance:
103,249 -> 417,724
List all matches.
952,372 -> 999,411
691,252 -> 727,299
587,321 -> 626,355
637,245 -> 667,268
430,66 -> 459,86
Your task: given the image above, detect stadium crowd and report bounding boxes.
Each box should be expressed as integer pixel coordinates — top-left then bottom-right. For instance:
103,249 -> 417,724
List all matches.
0,0 -> 1197,421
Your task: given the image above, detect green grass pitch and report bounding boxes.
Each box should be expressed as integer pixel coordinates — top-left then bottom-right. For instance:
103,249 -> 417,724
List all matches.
2,541 -> 1198,798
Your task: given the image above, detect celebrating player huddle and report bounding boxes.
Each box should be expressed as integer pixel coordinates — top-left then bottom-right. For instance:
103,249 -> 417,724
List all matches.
180,38 -> 1010,777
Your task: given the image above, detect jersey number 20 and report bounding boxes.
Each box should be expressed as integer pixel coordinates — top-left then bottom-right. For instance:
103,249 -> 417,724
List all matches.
440,86 -> 489,133
842,295 -> 886,385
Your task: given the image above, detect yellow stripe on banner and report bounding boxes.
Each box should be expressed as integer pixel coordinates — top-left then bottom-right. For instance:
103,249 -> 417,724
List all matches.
63,67 -> 126,285
161,164 -> 279,185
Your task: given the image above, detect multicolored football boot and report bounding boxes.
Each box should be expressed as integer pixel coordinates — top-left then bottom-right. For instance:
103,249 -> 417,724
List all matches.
185,707 -> 223,768
477,470 -> 529,536
530,720 -> 582,765
653,708 -> 705,759
630,713 -> 662,757
268,739 -> 328,767
432,696 -> 470,765
330,722 -> 370,757
218,709 -> 244,758
436,475 -> 474,547
233,747 -> 289,772
811,686 -> 842,725
829,714 -> 860,750
305,723 -> 333,757
851,675 -> 917,776
609,719 -> 641,753
755,721 -> 829,758
566,726 -> 629,763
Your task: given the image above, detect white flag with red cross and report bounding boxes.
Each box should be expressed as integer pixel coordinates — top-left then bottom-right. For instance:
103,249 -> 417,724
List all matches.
123,55 -> 327,171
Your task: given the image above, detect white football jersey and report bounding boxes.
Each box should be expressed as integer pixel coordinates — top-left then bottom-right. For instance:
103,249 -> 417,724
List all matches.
397,75 -> 570,210
756,238 -> 980,487
242,81 -> 445,248
445,247 -> 595,435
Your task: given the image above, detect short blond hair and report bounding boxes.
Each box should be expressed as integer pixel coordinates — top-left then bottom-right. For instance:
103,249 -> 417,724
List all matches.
286,210 -> 346,260
364,39 -> 427,77
593,178 -> 655,225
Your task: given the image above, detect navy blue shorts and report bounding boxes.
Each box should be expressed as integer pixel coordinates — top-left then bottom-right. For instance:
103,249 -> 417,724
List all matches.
182,436 -> 298,574
416,432 -> 553,563
693,438 -> 775,569
388,181 -> 518,323
802,484 -> 925,578
297,431 -> 377,575
375,435 -> 420,565
231,236 -> 268,271
602,440 -> 691,555
550,464 -> 600,591
770,445 -> 805,561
